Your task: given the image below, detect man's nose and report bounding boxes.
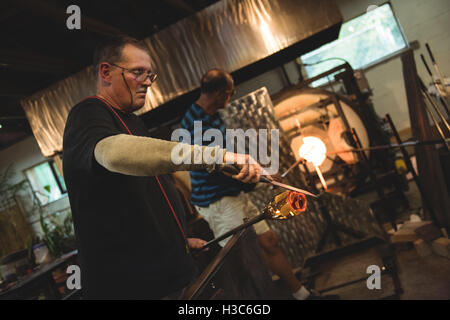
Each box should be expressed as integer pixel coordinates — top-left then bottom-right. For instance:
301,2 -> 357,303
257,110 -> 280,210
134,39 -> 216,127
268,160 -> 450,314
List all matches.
142,76 -> 152,86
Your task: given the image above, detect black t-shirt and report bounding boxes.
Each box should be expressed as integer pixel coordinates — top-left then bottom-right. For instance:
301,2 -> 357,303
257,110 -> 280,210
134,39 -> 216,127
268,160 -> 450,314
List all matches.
62,97 -> 197,299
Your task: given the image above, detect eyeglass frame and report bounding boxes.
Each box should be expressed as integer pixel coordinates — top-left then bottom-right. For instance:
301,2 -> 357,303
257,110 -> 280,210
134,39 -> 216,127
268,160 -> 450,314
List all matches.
107,62 -> 157,83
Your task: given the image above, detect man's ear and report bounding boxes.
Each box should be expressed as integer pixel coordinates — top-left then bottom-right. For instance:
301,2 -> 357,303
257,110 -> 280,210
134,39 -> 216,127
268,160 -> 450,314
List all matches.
214,90 -> 225,99
99,62 -> 112,83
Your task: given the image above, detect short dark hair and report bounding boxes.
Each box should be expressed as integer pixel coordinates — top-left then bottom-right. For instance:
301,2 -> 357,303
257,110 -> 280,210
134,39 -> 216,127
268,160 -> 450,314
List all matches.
200,69 -> 232,94
93,36 -> 150,76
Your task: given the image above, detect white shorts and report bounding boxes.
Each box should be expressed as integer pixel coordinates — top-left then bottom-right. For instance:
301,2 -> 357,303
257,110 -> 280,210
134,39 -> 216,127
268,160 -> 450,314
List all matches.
195,192 -> 270,247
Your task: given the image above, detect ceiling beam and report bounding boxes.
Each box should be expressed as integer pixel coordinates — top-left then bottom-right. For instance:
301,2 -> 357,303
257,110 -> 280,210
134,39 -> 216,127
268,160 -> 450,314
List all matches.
0,48 -> 81,74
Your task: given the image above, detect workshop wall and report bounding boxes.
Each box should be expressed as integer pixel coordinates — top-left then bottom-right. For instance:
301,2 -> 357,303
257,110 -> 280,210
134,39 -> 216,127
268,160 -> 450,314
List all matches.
0,136 -> 71,237
0,136 -> 46,186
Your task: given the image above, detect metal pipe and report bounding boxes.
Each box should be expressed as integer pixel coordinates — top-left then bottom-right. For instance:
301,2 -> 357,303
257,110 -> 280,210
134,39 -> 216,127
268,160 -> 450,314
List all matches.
282,139 -> 450,177
197,190 -> 309,251
426,43 -> 448,99
422,89 -> 450,132
385,113 -> 438,226
326,139 -> 450,156
420,93 -> 450,151
198,213 -> 267,251
420,53 -> 450,117
281,158 -> 305,178
418,77 -> 450,132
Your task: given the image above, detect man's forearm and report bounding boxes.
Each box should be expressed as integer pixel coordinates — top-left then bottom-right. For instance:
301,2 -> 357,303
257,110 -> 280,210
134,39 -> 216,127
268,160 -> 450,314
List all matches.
94,134 -> 225,176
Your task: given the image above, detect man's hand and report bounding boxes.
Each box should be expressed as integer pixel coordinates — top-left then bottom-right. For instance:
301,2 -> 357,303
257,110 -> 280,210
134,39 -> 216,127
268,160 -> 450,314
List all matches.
187,238 -> 208,250
266,173 -> 282,182
223,152 -> 261,184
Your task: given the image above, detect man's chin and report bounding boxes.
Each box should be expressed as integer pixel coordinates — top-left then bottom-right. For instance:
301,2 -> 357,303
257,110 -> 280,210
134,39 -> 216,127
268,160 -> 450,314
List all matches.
130,103 -> 145,113
129,96 -> 145,111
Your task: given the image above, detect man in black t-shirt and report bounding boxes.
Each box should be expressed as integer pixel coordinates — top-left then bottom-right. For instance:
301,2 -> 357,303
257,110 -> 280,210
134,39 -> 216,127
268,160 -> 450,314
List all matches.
62,36 -> 261,299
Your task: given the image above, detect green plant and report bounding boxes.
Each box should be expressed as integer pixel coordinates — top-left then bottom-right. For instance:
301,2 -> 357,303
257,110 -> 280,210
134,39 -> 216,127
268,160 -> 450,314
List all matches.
43,185 -> 51,193
39,211 -> 77,258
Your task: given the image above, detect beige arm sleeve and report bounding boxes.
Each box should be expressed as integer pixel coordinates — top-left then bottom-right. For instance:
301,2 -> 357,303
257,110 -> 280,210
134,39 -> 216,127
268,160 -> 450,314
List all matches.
94,134 -> 225,176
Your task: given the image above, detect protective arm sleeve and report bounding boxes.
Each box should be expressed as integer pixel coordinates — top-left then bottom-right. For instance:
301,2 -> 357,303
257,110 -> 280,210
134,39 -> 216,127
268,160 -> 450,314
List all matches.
94,134 -> 226,176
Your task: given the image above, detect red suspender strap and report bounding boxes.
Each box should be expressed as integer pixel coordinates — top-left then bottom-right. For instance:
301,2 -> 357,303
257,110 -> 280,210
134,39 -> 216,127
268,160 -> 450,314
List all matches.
154,176 -> 188,243
85,96 -> 189,251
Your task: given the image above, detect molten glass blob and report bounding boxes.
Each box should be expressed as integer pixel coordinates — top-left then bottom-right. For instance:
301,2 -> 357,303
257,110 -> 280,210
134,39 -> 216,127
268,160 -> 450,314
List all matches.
264,191 -> 307,220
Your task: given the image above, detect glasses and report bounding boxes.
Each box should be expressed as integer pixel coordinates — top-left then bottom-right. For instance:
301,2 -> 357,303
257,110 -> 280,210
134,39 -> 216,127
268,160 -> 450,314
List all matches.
108,62 -> 157,83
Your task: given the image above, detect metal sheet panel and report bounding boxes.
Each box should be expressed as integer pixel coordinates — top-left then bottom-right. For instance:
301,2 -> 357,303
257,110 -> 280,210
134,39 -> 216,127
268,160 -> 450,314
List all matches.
21,67 -> 96,157
21,0 -> 342,157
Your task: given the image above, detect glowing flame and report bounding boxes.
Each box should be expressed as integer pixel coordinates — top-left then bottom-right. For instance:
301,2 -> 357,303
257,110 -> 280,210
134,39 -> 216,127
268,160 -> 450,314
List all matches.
299,136 -> 328,190
299,136 -> 327,166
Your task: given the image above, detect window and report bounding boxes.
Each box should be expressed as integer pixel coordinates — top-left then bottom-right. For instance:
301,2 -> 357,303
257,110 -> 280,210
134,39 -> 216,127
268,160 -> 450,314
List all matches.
300,2 -> 408,87
23,160 -> 66,205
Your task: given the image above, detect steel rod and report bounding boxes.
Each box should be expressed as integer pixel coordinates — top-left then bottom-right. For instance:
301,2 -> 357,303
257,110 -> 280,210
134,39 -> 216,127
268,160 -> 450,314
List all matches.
420,53 -> 450,117
426,43 -> 448,98
198,213 -> 267,251
326,139 -> 450,155
420,92 -> 450,151
418,77 -> 450,132
385,113 -> 438,225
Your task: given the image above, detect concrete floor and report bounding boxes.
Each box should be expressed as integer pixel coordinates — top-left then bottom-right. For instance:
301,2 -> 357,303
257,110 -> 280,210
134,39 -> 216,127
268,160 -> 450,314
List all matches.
290,180 -> 450,300
306,245 -> 450,300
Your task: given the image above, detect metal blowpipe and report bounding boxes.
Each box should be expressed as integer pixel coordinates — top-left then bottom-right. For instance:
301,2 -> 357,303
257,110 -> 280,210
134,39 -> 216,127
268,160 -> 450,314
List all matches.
281,138 -> 450,178
198,191 -> 307,251
326,138 -> 450,156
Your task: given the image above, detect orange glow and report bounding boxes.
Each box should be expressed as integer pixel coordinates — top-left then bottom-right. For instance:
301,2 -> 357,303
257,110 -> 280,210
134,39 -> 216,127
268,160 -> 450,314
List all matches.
299,136 -> 327,166
299,136 -> 328,190
287,192 -> 307,213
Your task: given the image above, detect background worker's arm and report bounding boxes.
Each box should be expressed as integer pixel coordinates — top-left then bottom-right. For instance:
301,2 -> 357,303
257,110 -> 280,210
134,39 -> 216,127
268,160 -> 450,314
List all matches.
94,134 -> 225,176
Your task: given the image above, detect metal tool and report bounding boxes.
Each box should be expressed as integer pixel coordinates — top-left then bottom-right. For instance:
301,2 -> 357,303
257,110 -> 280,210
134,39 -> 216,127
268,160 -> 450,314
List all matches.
420,49 -> 449,117
222,164 -> 318,198
326,138 -> 450,156
418,76 -> 450,133
281,138 -> 450,178
197,191 -> 308,251
385,113 -> 439,228
198,213 -> 266,251
281,158 -> 304,178
420,104 -> 450,151
425,43 -> 448,99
